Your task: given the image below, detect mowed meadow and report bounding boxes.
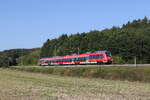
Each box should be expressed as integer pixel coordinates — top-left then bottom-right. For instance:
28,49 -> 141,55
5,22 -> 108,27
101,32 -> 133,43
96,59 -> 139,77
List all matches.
0,68 -> 150,100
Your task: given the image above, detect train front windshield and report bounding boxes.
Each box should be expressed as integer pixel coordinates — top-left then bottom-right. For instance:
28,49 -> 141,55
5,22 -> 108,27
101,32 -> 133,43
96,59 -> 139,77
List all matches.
105,52 -> 112,57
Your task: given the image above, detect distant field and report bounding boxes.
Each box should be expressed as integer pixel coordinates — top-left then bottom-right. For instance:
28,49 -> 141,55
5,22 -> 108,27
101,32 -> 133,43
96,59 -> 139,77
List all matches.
0,68 -> 150,100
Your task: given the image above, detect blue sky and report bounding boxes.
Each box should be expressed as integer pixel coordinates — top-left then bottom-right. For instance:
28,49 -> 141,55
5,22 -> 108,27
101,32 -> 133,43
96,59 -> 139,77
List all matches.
0,0 -> 150,51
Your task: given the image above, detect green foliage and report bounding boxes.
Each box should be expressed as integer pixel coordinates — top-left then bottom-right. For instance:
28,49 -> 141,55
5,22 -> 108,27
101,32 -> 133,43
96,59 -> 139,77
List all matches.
113,56 -> 126,64
0,48 -> 39,67
21,49 -> 41,65
11,66 -> 150,82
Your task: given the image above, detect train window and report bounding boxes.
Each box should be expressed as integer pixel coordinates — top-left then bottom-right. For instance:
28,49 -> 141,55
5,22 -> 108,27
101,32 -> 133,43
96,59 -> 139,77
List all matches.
73,58 -> 77,61
64,59 -> 66,62
83,57 -> 87,61
78,58 -> 80,61
69,59 -> 72,62
81,57 -> 84,61
63,59 -> 66,62
75,58 -> 78,61
72,57 -> 87,61
89,55 -> 93,59
57,59 -> 60,62
55,60 -> 57,63
58,59 -> 61,62
73,58 -> 75,61
75,57 -> 87,61
52,60 -> 55,63
69,58 -> 72,62
97,55 -> 104,58
56,59 -> 59,62
56,59 -> 58,63
72,58 -> 74,61
61,59 -> 64,62
106,52 -> 112,57
63,59 -> 70,62
89,55 -> 104,59
64,59 -> 67,62
60,59 -> 62,62
66,59 -> 68,62
45,60 -> 49,63
77,58 -> 80,61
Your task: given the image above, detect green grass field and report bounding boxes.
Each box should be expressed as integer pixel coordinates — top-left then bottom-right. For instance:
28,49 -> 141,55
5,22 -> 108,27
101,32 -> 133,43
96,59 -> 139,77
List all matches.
0,68 -> 150,100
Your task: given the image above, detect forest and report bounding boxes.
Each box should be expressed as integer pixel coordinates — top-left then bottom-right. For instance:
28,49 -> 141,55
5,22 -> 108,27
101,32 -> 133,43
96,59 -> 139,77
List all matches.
0,17 -> 150,67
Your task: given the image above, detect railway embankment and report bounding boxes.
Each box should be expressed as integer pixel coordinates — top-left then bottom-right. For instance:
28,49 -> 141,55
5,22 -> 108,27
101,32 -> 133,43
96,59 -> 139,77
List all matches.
10,66 -> 150,82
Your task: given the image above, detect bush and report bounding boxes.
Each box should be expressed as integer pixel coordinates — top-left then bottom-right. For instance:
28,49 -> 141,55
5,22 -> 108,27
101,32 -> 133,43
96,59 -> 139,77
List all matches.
113,56 -> 126,64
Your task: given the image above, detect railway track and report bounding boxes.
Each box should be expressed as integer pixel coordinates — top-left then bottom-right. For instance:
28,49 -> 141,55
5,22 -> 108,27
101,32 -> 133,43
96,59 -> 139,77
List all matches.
37,64 -> 150,67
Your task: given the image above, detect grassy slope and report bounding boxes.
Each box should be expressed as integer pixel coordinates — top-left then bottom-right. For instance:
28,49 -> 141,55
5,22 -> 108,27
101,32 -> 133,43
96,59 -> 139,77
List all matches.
0,68 -> 150,100
11,66 -> 150,82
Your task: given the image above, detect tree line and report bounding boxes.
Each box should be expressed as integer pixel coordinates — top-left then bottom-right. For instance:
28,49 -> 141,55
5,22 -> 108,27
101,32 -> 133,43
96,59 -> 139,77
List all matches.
0,48 -> 39,67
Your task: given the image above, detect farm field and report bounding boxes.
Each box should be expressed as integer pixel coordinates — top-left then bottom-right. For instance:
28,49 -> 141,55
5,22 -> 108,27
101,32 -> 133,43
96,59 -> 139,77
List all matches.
0,68 -> 150,100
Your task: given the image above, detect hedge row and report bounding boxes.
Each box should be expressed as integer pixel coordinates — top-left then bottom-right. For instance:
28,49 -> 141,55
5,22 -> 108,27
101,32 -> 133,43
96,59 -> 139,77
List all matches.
10,66 -> 150,82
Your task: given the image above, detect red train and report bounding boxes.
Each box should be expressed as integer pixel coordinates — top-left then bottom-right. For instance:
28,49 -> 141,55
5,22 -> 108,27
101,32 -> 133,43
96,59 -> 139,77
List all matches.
38,51 -> 113,66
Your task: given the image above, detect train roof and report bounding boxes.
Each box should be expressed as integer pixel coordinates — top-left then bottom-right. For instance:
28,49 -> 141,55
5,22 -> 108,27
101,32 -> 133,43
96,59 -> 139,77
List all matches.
40,51 -> 108,60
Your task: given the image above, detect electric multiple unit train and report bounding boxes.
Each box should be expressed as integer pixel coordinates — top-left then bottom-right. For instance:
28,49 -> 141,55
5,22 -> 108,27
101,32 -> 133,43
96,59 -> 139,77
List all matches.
38,51 -> 113,66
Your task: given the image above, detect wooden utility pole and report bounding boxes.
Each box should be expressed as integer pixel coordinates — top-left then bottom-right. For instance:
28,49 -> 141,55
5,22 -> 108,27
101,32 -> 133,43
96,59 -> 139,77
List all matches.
134,56 -> 137,67
78,47 -> 79,54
